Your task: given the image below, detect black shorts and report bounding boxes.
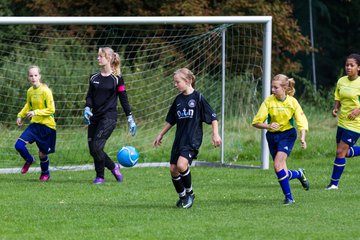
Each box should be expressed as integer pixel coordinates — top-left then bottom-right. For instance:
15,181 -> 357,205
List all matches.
170,147 -> 198,165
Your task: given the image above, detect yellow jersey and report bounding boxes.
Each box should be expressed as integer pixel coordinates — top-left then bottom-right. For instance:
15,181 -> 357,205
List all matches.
17,84 -> 56,130
252,94 -> 308,133
335,76 -> 360,133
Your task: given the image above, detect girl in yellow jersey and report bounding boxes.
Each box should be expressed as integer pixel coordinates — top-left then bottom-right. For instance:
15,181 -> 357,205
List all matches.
326,53 -> 360,190
15,65 -> 56,181
252,74 -> 309,205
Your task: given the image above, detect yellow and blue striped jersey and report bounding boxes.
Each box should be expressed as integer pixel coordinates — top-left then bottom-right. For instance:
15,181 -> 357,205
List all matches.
335,76 -> 360,133
17,84 -> 56,130
252,94 -> 308,132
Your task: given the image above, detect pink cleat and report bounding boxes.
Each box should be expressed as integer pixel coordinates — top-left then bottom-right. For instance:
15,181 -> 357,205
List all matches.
39,173 -> 50,181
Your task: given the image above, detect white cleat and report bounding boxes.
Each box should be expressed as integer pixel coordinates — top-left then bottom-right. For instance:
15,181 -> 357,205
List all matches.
325,184 -> 338,190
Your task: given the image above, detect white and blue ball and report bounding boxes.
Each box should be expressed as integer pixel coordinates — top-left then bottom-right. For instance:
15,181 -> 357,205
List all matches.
117,146 -> 139,167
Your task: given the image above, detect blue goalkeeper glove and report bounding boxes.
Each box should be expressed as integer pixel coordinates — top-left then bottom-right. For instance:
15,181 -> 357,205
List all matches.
84,107 -> 93,125
127,115 -> 137,136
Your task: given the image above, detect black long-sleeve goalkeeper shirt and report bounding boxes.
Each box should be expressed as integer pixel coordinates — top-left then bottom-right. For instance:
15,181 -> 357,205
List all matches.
85,72 -> 132,122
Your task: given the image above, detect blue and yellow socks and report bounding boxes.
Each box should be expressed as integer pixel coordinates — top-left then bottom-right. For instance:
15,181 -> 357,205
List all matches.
14,140 -> 33,163
276,169 -> 292,200
330,157 -> 346,186
348,146 -> 360,157
40,155 -> 50,174
288,169 -> 302,180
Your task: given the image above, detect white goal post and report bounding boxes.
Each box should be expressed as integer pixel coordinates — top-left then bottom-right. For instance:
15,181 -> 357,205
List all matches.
0,16 -> 271,170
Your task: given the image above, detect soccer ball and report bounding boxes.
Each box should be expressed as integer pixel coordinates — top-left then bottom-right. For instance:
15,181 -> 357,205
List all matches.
117,146 -> 139,167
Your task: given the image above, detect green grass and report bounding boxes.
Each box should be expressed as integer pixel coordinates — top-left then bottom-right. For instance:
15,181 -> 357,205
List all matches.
1,158 -> 360,239
2,110 -> 360,239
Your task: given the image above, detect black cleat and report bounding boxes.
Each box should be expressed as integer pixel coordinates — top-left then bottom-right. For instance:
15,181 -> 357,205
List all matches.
298,168 -> 309,191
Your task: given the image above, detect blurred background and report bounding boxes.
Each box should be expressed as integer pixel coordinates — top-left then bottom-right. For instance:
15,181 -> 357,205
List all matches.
2,0 -> 359,93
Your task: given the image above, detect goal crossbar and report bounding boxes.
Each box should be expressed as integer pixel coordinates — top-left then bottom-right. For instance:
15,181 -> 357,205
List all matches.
0,16 -> 272,170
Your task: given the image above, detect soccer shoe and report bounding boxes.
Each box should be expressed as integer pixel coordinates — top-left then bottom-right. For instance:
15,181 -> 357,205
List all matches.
21,157 -> 35,174
93,177 -> 105,185
39,173 -> 50,181
283,198 -> 295,205
111,163 -> 123,182
298,168 -> 310,191
176,198 -> 183,208
182,194 -> 195,209
325,184 -> 338,190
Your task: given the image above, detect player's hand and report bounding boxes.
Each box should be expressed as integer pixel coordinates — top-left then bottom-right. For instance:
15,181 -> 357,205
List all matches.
332,108 -> 338,117
127,115 -> 137,136
348,108 -> 360,120
268,122 -> 280,131
300,139 -> 307,149
84,107 -> 93,125
26,111 -> 35,118
16,117 -> 24,127
212,133 -> 222,148
153,134 -> 163,147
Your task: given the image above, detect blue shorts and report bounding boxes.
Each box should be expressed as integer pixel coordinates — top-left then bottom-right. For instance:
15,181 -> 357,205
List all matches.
336,126 -> 360,147
19,123 -> 56,154
266,128 -> 297,160
170,146 -> 198,165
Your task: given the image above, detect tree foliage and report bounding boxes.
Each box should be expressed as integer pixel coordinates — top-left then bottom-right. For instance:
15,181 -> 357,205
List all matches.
11,0 -> 311,76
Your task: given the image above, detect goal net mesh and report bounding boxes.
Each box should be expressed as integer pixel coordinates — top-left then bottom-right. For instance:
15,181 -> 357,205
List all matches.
0,22 -> 265,170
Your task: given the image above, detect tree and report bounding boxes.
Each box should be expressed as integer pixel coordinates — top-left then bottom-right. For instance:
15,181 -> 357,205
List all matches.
11,0 -> 311,76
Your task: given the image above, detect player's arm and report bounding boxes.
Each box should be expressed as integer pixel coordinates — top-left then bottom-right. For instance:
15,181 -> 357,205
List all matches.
153,122 -> 173,147
294,101 -> 308,149
17,102 -> 30,126
252,101 -> 279,131
117,75 -> 132,116
299,129 -> 307,149
211,120 -> 222,147
332,100 -> 340,117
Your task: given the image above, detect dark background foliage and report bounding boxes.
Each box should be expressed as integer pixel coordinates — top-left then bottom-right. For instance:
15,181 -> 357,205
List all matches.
1,0 -> 359,91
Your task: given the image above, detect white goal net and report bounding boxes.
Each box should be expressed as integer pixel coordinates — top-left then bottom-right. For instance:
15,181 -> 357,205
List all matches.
0,17 -> 271,172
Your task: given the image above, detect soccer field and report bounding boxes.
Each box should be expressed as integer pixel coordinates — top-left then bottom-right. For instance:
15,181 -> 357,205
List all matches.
1,160 -> 360,239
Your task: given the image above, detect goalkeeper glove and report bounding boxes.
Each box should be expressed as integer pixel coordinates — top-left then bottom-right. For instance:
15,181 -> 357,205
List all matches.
84,107 -> 93,125
127,115 -> 137,136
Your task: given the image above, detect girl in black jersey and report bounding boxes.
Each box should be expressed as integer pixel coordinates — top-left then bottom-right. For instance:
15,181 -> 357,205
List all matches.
84,47 -> 136,184
153,68 -> 222,208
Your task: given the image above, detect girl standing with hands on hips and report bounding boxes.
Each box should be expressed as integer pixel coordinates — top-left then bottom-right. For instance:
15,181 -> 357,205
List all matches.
153,68 -> 222,209
84,47 -> 136,184
15,65 -> 56,181
252,74 -> 309,205
326,53 -> 360,190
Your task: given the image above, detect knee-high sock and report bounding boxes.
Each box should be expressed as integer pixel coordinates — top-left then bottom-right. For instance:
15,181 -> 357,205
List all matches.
180,168 -> 193,195
276,169 -> 292,200
40,156 -> 49,174
288,169 -> 301,180
348,146 -> 360,157
172,175 -> 186,198
14,140 -> 33,163
330,157 -> 346,186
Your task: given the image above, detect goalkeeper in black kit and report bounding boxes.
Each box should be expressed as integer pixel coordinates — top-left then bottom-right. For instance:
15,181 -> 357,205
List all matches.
84,47 -> 136,185
153,68 -> 222,208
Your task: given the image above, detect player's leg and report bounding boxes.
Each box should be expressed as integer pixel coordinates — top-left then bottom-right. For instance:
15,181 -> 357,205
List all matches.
274,151 -> 294,205
34,124 -> 56,181
326,127 -> 358,190
170,162 -> 186,207
327,140 -> 348,190
14,125 -> 36,174
39,151 -> 50,181
88,122 -> 105,184
347,146 -> 360,157
95,118 -> 122,182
